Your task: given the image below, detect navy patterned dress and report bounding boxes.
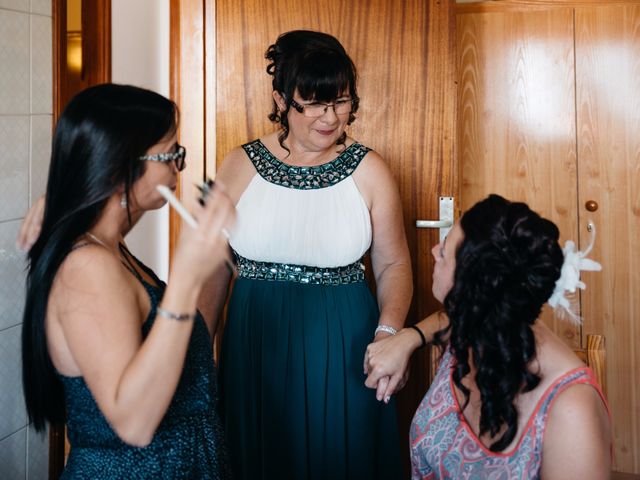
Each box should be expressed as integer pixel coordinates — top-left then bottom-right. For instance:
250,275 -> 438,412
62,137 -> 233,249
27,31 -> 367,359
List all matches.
58,249 -> 231,479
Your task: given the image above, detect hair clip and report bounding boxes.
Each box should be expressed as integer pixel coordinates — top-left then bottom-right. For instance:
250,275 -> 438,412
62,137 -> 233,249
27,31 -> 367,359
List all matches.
548,223 -> 602,325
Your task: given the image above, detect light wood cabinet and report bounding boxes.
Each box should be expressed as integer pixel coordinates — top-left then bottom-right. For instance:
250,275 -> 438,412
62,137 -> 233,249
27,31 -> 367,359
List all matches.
458,1 -> 640,474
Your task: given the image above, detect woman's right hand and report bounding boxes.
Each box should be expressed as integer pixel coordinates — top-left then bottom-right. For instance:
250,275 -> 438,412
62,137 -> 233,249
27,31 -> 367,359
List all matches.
16,195 -> 45,252
170,184 -> 236,287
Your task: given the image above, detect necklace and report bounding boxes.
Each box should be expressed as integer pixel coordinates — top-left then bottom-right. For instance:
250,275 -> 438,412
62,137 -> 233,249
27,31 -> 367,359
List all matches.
84,232 -> 145,284
85,232 -> 118,252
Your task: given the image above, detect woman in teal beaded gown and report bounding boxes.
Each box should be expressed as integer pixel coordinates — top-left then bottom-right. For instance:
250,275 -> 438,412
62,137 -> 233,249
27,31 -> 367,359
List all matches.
205,31 -> 413,479
20,84 -> 234,479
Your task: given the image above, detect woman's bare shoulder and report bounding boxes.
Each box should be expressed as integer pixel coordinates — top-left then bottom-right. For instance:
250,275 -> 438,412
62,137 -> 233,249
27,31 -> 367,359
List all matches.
351,146 -> 399,211
352,147 -> 394,185
56,243 -> 126,283
540,378 -> 611,478
51,244 -> 134,306
216,144 -> 258,204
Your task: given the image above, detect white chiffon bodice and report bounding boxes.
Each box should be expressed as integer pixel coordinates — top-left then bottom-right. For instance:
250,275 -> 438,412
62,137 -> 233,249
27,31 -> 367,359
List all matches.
229,141 -> 372,268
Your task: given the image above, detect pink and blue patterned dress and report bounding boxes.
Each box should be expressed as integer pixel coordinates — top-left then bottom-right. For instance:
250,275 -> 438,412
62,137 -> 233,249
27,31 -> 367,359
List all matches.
410,348 -> 607,480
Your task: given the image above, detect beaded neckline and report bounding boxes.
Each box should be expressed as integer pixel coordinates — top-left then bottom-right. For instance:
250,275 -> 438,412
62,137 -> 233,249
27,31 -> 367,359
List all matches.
242,139 -> 370,190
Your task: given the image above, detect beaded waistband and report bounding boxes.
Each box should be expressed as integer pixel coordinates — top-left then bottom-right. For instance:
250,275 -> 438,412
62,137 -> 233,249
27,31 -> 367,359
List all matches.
234,253 -> 366,285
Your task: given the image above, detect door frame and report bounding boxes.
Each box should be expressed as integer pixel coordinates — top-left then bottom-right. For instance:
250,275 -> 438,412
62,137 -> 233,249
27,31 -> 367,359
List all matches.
50,0 -> 111,477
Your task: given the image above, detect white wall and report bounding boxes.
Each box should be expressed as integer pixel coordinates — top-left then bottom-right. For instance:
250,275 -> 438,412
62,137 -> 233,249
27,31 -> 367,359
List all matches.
112,0 -> 170,280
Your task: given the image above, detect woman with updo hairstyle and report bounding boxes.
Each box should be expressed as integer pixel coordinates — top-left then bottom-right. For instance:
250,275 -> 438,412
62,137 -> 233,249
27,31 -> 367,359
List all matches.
364,194 -> 611,479
203,30 -> 411,480
264,29 -> 359,150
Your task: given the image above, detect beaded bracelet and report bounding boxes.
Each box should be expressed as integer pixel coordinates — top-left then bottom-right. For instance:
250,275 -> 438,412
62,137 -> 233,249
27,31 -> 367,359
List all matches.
157,307 -> 195,322
374,324 -> 397,336
409,325 -> 427,349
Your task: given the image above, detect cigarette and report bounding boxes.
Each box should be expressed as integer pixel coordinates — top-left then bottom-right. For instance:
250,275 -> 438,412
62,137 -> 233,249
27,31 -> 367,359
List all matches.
156,185 -> 198,228
156,184 -> 237,275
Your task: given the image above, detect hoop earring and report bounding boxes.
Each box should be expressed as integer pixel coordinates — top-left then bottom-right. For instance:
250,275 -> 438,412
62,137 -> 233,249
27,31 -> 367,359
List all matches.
120,193 -> 128,209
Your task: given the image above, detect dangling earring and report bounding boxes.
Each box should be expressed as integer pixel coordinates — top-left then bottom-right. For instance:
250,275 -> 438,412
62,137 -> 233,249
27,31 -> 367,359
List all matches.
120,192 -> 128,209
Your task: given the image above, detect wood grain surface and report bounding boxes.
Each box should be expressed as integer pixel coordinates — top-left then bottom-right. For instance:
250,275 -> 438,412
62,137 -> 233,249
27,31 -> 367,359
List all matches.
575,4 -> 640,472
457,1 -> 640,473
457,6 -> 580,344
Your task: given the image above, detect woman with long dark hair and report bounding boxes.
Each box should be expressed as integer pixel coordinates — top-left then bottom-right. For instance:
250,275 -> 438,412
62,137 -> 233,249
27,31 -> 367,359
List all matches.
21,84 -> 234,479
364,194 -> 610,479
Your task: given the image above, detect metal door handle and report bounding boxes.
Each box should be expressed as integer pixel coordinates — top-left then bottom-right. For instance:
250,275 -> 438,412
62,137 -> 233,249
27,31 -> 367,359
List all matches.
416,220 -> 452,228
416,197 -> 454,244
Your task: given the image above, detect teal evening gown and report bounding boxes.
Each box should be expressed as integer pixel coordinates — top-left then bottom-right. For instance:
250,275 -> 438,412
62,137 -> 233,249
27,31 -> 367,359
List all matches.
220,140 -> 402,480
58,247 -> 231,479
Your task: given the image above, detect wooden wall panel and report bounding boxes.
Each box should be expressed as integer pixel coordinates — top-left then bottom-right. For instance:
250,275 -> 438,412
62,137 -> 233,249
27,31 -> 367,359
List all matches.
575,4 -> 640,472
457,8 -> 580,345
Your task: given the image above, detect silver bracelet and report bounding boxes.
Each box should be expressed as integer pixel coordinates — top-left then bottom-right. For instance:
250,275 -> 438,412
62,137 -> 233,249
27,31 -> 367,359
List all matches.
157,307 -> 195,321
374,324 -> 397,336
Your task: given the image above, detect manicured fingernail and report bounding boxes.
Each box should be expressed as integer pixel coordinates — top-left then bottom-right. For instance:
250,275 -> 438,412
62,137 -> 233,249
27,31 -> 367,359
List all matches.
384,396 -> 390,404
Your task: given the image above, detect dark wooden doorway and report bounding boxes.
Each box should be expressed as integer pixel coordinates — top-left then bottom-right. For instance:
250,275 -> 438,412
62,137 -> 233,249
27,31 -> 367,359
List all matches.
50,1 -> 111,477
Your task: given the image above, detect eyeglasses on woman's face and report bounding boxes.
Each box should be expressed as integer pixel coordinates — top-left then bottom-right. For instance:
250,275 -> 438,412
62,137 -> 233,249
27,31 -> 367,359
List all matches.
289,98 -> 356,118
139,144 -> 187,172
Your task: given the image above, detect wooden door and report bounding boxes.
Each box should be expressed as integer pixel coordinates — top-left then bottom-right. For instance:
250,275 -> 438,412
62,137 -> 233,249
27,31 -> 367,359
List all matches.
54,0 -> 111,114
457,5 -> 580,345
171,0 -> 457,473
457,1 -> 640,474
575,4 -> 640,473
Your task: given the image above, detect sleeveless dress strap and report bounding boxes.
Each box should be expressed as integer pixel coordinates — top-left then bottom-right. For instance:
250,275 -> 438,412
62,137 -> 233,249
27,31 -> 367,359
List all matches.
72,235 -> 156,287
532,366 -> 611,456
115,243 -> 146,284
536,366 -> 608,419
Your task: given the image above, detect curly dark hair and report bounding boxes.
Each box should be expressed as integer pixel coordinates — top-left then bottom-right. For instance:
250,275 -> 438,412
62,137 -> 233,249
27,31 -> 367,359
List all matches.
434,194 -> 564,451
264,30 -> 359,154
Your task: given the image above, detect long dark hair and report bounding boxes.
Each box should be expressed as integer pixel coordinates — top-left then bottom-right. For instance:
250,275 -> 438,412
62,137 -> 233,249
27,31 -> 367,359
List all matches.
265,30 -> 359,152
434,194 -> 563,451
22,84 -> 178,430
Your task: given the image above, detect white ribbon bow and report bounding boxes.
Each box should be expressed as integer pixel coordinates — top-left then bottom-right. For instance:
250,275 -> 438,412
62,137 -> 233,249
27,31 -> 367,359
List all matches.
548,225 -> 602,325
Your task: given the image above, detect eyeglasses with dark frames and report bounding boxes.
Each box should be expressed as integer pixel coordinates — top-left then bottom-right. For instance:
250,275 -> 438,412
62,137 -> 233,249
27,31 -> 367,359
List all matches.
139,144 -> 187,172
289,98 -> 357,118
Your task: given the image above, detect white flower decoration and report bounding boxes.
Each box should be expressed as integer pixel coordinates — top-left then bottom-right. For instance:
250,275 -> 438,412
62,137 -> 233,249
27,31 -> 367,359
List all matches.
548,225 -> 602,325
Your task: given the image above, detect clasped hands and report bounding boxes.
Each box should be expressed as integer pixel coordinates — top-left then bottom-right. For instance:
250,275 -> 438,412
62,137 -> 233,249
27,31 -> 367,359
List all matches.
363,329 -> 415,404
